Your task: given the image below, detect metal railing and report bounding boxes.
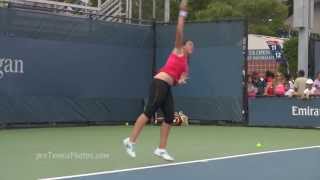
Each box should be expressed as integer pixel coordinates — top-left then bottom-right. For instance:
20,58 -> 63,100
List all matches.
0,0 -> 131,22
99,0 -> 124,22
1,0 -> 99,18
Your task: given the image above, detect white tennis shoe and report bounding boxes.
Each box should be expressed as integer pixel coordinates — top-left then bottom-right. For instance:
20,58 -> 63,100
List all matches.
123,137 -> 136,158
153,148 -> 175,161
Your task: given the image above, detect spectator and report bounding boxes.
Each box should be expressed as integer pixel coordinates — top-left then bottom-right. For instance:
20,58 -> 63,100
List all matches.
303,79 -> 316,99
313,72 -> 320,95
285,87 -> 295,97
264,71 -> 275,96
251,71 -> 258,87
294,70 -> 308,96
274,72 -> 286,96
253,72 -> 266,96
285,74 -> 295,90
284,74 -> 295,97
265,71 -> 274,83
247,75 -> 258,97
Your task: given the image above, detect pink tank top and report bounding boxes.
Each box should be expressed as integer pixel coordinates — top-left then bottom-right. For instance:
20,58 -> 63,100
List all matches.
160,53 -> 189,84
275,84 -> 285,95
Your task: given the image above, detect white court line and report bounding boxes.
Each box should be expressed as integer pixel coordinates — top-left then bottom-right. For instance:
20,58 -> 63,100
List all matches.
40,145 -> 320,180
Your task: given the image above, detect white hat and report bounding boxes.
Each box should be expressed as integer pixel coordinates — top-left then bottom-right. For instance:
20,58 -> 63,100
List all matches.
306,79 -> 314,84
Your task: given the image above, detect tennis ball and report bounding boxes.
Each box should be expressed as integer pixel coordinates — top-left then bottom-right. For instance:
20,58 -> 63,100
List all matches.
256,142 -> 262,148
125,122 -> 129,126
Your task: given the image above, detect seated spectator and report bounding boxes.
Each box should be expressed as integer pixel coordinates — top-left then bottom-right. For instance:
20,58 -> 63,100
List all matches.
285,88 -> 295,97
294,70 -> 308,96
247,75 -> 258,97
285,74 -> 295,90
253,72 -> 266,96
303,79 -> 316,99
274,72 -> 286,96
264,71 -> 275,96
284,74 -> 294,97
313,72 -> 320,95
265,71 -> 274,83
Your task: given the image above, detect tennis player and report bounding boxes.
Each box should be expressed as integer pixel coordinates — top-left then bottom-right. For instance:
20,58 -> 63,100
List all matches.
123,0 -> 193,161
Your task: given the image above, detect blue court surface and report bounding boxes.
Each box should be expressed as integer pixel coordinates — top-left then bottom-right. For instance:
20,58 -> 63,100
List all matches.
41,146 -> 320,180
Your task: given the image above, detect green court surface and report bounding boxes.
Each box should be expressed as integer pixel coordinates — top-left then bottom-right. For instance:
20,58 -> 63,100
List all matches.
0,125 -> 319,180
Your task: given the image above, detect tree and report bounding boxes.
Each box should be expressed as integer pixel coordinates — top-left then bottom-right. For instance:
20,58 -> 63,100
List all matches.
90,0 -> 98,6
195,2 -> 241,21
191,0 -> 288,36
280,37 -> 298,76
287,0 -> 293,16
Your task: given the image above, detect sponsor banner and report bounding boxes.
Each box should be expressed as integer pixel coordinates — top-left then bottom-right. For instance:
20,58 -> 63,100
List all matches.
249,97 -> 320,128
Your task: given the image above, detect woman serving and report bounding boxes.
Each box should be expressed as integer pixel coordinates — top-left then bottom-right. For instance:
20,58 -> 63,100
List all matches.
123,0 -> 194,161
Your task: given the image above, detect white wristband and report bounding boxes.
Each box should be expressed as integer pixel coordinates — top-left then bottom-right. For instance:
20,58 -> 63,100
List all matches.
179,10 -> 188,17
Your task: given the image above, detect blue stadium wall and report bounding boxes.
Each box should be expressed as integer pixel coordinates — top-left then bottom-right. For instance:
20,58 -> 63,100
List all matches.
249,97 -> 320,128
0,8 -> 153,124
0,8 -> 246,124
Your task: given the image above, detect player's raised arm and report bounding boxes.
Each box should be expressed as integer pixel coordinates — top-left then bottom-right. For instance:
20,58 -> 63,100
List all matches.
174,0 -> 188,53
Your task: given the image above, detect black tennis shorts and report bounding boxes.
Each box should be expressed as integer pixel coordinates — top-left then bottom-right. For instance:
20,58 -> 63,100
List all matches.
144,79 -> 174,124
